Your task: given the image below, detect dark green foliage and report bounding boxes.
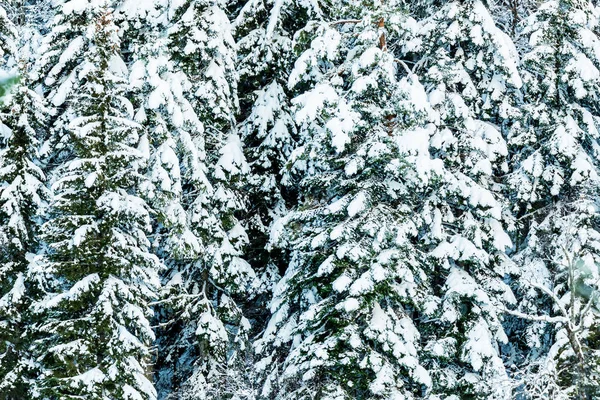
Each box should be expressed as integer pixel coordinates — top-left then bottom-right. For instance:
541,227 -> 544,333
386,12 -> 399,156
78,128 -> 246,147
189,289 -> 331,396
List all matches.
30,10 -> 160,399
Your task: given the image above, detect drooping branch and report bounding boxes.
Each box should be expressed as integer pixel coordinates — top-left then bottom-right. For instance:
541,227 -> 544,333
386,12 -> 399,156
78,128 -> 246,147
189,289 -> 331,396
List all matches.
329,19 -> 362,26
502,307 -> 567,324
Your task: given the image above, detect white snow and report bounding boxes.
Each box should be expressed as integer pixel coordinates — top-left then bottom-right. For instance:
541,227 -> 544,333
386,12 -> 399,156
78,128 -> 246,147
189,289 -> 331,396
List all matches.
347,191 -> 366,218
332,274 -> 352,292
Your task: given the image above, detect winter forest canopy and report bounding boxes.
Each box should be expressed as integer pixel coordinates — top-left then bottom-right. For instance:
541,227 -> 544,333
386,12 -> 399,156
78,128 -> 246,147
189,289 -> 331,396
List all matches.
3,0 -> 600,399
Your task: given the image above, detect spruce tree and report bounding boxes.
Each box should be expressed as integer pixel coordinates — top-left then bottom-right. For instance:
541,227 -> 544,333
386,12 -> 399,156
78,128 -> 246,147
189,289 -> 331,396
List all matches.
0,3 -> 48,397
0,76 -> 49,399
233,0 -> 316,294
115,0 -> 198,263
255,2 -> 438,398
33,0 -> 111,163
151,0 -> 256,398
0,4 -> 49,393
115,4 -> 206,395
403,1 -> 522,397
508,1 -> 600,397
30,10 -> 161,399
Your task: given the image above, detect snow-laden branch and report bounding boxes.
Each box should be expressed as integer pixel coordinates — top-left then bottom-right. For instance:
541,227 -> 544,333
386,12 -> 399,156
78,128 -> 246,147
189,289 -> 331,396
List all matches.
394,59 -> 413,75
528,280 -> 570,320
502,307 -> 567,324
329,19 -> 362,26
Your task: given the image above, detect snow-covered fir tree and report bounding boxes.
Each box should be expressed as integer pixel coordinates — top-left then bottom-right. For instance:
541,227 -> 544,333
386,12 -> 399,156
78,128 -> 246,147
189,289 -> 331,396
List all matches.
402,1 -> 522,397
0,3 -> 50,396
150,0 -> 257,398
255,1 -> 439,398
508,1 -> 600,398
115,0 -> 197,263
30,10 -> 161,399
233,0 -> 316,297
0,74 -> 50,400
114,4 -> 206,396
32,0 -> 116,164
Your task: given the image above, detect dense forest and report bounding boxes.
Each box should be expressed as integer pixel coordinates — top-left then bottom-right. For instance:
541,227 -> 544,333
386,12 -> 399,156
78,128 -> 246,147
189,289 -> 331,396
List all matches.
1,0 -> 600,399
